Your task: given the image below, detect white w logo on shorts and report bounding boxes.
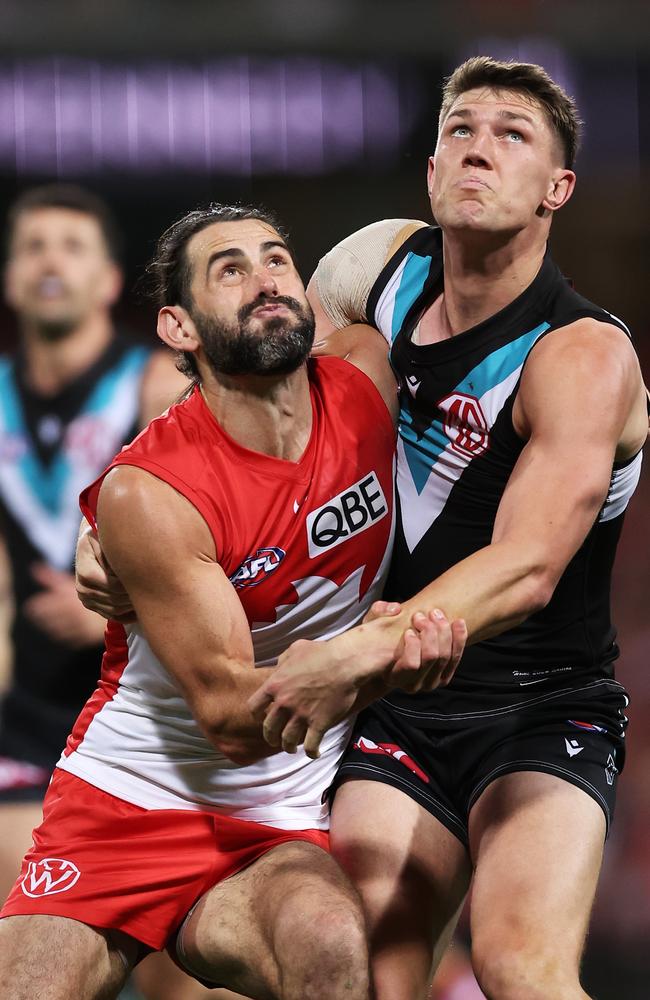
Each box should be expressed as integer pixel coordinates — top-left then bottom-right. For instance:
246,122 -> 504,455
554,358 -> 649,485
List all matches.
21,858 -> 81,897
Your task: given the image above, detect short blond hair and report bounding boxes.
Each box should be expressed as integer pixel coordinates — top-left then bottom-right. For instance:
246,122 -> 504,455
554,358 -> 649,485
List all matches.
439,56 -> 582,168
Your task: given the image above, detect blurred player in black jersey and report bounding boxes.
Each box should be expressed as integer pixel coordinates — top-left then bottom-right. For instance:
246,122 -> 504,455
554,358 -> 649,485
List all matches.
0,185 -> 211,1000
248,58 -> 648,1000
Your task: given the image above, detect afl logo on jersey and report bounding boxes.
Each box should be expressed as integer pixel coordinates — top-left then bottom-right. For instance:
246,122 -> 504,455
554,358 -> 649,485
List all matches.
438,392 -> 489,457
229,547 -> 286,589
307,472 -> 388,557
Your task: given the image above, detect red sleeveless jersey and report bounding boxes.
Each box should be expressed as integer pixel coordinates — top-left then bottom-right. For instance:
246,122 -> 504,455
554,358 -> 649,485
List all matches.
59,358 -> 396,829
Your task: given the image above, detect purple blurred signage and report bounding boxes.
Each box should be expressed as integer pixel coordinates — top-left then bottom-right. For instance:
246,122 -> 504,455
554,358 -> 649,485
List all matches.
0,57 -> 421,176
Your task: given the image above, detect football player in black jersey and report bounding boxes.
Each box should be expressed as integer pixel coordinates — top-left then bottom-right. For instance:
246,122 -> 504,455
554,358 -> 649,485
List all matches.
251,58 -> 648,1000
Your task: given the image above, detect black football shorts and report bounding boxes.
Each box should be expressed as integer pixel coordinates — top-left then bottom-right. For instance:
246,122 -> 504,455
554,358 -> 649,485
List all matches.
334,678 -> 628,845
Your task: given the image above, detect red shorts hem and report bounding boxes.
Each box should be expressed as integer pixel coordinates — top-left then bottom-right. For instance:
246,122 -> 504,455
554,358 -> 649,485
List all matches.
1,768 -> 329,950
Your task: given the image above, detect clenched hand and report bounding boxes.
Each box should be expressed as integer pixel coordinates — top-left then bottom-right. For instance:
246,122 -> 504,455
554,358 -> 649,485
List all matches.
248,607 -> 466,759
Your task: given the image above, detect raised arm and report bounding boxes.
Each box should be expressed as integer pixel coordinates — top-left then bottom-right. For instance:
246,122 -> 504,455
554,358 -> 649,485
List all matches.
252,319 -> 646,752
308,217 -> 426,344
306,219 -> 428,418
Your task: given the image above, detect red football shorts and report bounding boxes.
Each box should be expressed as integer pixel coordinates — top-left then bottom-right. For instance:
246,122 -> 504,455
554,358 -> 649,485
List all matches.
1,768 -> 329,950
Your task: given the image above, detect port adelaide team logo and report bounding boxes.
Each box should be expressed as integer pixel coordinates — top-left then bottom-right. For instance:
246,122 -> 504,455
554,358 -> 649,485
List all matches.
307,472 -> 388,556
437,392 -> 489,457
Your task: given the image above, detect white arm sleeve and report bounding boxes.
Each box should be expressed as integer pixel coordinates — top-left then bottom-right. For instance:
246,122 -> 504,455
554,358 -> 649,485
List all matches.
313,219 -> 421,329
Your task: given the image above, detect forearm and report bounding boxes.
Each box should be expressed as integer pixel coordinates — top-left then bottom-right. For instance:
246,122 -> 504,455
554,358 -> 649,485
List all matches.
400,540 -> 548,642
325,539 -> 550,686
143,628 -> 281,765
195,664 -> 283,765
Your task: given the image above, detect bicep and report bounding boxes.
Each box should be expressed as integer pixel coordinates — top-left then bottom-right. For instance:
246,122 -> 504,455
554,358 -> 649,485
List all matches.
96,467 -> 254,710
493,432 -> 613,582
307,276 -> 341,341
496,323 -> 638,579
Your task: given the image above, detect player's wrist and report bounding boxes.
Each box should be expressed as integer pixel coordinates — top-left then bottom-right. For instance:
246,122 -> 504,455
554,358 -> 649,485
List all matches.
333,618 -> 403,688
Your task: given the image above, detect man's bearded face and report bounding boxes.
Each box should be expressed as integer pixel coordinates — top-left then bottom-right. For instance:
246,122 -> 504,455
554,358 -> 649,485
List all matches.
192,293 -> 315,377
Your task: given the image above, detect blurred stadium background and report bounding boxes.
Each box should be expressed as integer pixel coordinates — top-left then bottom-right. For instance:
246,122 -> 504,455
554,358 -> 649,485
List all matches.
0,2 -> 648,996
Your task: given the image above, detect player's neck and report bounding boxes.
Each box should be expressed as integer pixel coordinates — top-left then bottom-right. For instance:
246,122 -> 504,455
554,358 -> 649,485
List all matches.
21,314 -> 114,396
200,365 -> 314,463
434,230 -> 546,339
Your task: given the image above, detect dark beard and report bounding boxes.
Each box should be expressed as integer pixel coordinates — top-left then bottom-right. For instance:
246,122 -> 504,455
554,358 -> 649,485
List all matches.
192,295 -> 315,377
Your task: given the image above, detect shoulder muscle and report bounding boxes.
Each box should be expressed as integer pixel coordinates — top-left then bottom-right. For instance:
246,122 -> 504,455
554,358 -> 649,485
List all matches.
515,318 -> 644,452
96,465 -> 216,596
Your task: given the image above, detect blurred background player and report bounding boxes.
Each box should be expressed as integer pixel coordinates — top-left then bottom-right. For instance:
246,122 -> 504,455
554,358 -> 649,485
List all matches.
0,183 -> 207,1000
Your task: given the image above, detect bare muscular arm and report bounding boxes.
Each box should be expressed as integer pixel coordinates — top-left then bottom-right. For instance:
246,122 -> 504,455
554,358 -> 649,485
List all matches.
307,275 -> 398,420
251,318 -> 647,753
96,464 -> 278,766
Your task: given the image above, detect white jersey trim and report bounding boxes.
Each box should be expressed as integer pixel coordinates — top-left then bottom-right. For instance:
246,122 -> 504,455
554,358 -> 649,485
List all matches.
598,450 -> 642,523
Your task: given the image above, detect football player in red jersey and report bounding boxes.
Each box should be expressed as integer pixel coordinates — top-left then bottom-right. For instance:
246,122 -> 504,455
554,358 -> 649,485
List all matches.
0,204 -> 464,1000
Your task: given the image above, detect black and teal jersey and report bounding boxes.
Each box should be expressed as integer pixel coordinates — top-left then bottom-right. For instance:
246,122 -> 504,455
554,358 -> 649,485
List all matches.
0,335 -> 151,770
367,226 -> 642,704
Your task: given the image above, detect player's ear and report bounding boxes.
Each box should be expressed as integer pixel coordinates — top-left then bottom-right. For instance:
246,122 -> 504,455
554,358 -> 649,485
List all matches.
157,305 -> 200,354
427,156 -> 435,197
542,168 -> 575,213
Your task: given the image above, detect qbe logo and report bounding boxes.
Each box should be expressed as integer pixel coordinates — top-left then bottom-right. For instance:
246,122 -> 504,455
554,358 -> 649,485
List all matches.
21,858 -> 81,898
307,472 -> 388,557
437,392 -> 489,457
